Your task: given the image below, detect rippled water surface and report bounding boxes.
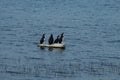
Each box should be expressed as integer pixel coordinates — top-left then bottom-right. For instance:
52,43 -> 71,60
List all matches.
0,0 -> 120,80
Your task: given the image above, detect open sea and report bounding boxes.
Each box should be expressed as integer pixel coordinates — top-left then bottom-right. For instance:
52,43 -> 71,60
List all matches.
0,0 -> 120,80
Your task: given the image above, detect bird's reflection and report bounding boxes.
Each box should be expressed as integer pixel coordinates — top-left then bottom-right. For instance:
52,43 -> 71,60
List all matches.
40,46 -> 45,50
39,47 -> 65,52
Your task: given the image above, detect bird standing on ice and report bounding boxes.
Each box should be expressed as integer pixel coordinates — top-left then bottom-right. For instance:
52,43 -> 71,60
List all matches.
54,35 -> 60,43
40,34 -> 45,44
48,34 -> 54,45
59,33 -> 64,43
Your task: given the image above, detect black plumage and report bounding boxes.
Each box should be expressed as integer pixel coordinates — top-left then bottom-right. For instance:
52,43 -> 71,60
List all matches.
40,34 -> 45,44
54,35 -> 60,43
59,33 -> 64,43
48,34 -> 54,44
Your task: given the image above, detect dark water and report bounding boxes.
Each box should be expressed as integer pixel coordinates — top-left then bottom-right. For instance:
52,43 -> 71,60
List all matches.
0,0 -> 120,80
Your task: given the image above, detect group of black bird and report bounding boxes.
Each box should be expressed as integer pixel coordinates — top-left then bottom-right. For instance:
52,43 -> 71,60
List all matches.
40,33 -> 64,45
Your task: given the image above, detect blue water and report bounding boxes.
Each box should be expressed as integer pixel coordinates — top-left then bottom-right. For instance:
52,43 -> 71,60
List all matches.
0,0 -> 120,80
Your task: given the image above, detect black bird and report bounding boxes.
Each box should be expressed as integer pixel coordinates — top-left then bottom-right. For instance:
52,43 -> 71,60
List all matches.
40,34 -> 45,44
59,33 -> 64,43
48,34 -> 54,45
54,35 -> 60,43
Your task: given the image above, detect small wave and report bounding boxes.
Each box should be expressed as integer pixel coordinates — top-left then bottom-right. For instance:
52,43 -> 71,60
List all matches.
108,56 -> 120,60
6,70 -> 24,74
25,57 -> 44,60
0,28 -> 12,31
15,44 -> 24,47
91,56 -> 120,60
107,40 -> 120,43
